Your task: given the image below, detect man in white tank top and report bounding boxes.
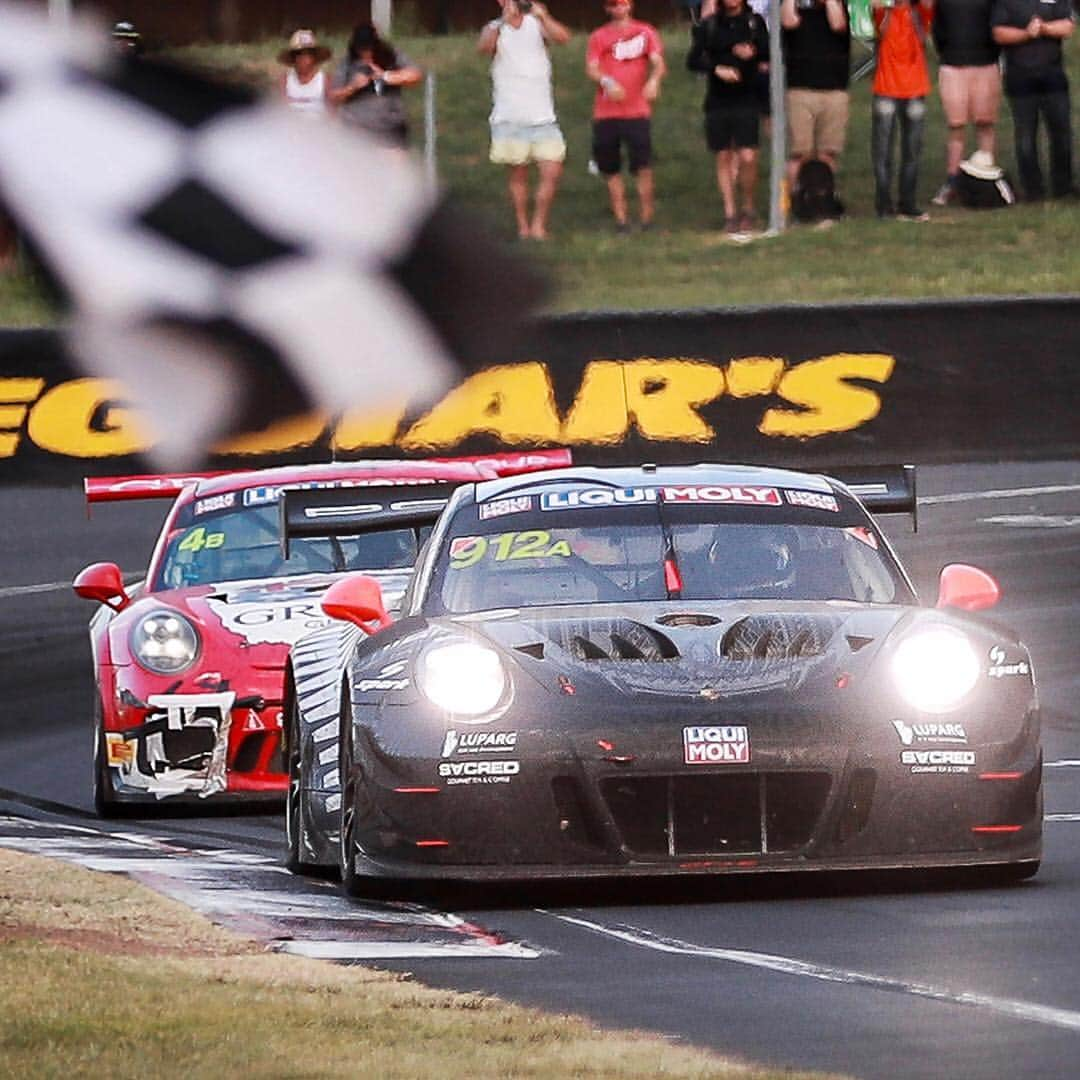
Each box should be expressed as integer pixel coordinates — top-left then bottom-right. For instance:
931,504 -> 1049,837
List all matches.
278,29 -> 330,118
478,1 -> 572,240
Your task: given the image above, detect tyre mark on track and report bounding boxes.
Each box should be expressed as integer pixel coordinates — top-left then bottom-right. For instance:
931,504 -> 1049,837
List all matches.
543,911 -> 1080,1034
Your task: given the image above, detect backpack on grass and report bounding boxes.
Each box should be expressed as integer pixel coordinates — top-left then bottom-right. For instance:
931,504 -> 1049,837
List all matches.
791,158 -> 845,223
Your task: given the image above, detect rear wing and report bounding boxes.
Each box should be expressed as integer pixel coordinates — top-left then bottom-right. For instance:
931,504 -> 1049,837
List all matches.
280,484 -> 454,559
85,472 -> 226,503
83,449 -> 573,506
827,465 -> 918,531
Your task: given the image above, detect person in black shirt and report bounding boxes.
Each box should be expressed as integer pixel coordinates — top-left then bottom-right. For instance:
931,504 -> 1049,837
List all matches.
780,0 -> 851,187
688,0 -> 770,233
931,0 -> 1002,204
991,0 -> 1075,199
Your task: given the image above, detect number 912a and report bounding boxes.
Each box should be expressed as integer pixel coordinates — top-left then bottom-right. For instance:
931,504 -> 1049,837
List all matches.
450,530 -> 571,569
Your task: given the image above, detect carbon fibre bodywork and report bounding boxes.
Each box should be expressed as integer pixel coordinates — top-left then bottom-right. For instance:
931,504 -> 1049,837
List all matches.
286,465 -> 1042,885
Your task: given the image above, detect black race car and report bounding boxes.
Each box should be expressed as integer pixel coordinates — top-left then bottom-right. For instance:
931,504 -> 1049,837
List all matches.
283,464 -> 1041,892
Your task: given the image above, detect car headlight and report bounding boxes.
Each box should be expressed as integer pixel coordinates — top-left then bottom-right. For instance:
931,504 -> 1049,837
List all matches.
891,628 -> 980,713
418,641 -> 507,717
131,610 -> 200,674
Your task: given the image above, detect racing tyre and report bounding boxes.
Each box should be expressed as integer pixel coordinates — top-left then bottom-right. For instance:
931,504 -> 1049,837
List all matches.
284,691 -> 316,875
92,700 -> 123,819
338,694 -> 365,897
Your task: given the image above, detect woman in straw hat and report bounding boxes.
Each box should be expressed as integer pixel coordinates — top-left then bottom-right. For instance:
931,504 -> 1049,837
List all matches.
278,29 -> 332,117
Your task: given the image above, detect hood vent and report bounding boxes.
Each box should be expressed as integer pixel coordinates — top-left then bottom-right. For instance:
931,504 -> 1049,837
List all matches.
531,619 -> 679,662
513,641 -> 546,660
656,612 -> 722,628
719,615 -> 840,661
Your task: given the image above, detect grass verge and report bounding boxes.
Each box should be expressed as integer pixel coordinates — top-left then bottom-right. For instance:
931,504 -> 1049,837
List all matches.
0,847 -> 837,1079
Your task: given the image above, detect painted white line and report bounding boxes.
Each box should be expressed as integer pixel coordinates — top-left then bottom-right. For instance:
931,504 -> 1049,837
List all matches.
1046,814 -> 1080,822
542,912 -> 1080,1034
1044,760 -> 1080,768
276,940 -> 540,960
0,573 -> 140,600
0,581 -> 73,599
920,483 -> 1080,506
979,516 -> 1080,529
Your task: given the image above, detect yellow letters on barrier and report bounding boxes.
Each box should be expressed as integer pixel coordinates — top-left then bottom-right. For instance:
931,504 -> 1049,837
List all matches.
401,363 -> 561,451
761,354 -> 896,437
0,378 -> 46,457
213,413 -> 327,455
6,354 -> 898,461
26,378 -> 146,457
563,360 -> 725,444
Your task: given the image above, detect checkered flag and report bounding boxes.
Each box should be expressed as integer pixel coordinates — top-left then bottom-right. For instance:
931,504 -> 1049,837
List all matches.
0,5 -> 542,467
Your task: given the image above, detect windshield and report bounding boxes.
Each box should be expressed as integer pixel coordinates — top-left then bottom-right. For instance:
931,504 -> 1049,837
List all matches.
430,489 -> 910,614
155,499 -> 425,590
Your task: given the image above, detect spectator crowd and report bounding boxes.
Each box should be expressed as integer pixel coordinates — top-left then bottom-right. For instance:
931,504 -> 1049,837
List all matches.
466,0 -> 1075,237
1,0 -> 1073,273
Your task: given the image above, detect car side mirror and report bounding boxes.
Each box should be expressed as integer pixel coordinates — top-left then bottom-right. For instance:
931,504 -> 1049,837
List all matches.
936,563 -> 1000,611
322,575 -> 393,634
73,562 -> 131,611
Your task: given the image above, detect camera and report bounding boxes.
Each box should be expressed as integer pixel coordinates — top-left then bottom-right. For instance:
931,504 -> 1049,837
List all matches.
795,0 -> 819,10
516,0 -> 533,11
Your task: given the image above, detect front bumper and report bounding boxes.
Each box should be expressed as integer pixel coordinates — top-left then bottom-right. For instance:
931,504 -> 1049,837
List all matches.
333,703 -> 1042,881
104,689 -> 285,803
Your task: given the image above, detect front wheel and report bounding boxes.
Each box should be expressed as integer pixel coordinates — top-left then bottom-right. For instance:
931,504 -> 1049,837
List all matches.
284,690 -> 315,874
338,702 -> 365,897
92,700 -> 122,818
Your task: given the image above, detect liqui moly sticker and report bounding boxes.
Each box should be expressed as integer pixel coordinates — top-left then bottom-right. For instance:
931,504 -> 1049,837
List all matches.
684,725 -> 750,765
541,486 -> 781,511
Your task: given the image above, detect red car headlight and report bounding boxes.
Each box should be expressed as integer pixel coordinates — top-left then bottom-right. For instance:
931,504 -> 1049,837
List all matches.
130,610 -> 200,675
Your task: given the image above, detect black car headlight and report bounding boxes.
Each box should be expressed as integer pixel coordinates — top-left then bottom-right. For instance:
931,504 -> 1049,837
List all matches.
131,610 -> 200,674
417,641 -> 507,718
891,627 -> 980,713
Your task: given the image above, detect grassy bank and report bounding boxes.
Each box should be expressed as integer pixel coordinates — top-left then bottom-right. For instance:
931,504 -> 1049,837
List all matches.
0,847 -> 836,1079
3,26 -> 1077,321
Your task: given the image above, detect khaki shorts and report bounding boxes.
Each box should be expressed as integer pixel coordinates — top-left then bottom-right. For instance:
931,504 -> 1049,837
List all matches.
939,65 -> 1001,127
787,89 -> 850,159
489,121 -> 567,166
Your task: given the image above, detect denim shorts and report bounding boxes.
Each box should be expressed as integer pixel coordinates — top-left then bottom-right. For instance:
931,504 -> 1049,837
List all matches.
489,121 -> 567,165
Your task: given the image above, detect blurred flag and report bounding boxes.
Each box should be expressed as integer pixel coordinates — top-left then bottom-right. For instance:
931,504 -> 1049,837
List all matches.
0,5 -> 542,467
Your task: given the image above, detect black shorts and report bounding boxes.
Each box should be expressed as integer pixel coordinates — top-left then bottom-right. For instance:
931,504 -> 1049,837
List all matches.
705,106 -> 760,152
592,117 -> 653,175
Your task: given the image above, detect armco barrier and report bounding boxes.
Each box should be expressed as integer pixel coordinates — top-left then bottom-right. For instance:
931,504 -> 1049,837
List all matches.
2,296 -> 1078,483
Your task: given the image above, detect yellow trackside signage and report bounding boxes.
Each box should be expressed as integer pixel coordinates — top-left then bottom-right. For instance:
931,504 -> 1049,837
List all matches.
0,353 -> 895,461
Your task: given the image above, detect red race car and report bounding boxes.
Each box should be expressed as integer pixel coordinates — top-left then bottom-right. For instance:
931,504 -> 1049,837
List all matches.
74,452 -> 567,815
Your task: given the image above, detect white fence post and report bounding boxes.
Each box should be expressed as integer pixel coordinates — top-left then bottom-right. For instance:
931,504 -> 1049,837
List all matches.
424,72 -> 438,193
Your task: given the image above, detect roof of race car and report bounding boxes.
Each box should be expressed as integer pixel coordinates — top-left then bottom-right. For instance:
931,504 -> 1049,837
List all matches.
472,463 -> 838,503
187,459 -> 503,502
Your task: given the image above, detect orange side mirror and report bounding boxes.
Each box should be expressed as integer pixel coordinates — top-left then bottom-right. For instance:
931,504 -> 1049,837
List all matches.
73,562 -> 131,611
936,563 -> 1001,611
322,575 -> 393,635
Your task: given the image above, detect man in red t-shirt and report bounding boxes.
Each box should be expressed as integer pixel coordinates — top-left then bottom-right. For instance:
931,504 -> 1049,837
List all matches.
871,0 -> 934,220
586,0 -> 666,231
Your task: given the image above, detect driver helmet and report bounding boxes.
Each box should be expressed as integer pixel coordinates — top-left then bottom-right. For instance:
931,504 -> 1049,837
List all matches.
707,527 -> 796,594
